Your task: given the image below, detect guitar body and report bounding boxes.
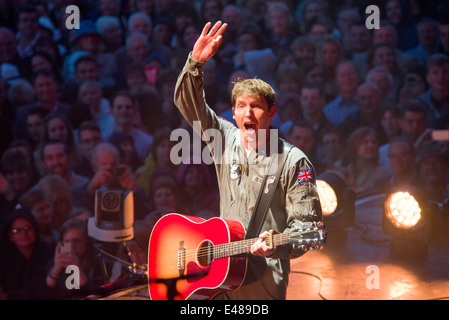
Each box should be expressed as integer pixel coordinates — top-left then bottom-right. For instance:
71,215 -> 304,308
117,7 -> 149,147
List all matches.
148,214 -> 247,300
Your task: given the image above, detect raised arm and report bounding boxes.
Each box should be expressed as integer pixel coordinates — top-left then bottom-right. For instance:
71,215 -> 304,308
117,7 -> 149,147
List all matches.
192,21 -> 228,62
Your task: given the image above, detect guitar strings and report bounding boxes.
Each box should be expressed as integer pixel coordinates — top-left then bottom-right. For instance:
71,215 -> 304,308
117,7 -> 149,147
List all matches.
179,232 -> 309,261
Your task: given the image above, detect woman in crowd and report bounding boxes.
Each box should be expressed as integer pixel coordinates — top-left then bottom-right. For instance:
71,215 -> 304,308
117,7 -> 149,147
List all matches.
334,126 -> 390,195
0,209 -> 53,299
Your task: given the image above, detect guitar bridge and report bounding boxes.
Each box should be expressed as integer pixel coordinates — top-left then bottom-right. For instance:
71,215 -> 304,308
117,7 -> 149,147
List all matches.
178,241 -> 186,276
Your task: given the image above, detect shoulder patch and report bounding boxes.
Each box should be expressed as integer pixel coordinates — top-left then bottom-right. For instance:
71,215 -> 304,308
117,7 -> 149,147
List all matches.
297,168 -> 313,184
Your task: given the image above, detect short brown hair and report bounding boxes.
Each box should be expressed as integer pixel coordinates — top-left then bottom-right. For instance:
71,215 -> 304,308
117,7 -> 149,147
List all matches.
231,78 -> 276,109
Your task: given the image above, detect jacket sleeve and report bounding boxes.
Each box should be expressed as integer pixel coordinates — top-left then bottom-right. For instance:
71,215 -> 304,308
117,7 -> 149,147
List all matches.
270,153 -> 324,260
174,52 -> 236,137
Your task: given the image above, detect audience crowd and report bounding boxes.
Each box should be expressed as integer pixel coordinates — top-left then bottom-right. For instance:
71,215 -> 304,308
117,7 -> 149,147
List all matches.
0,0 -> 448,300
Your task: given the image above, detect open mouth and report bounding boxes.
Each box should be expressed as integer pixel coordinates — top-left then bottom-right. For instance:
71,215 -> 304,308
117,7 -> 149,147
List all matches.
244,123 -> 256,131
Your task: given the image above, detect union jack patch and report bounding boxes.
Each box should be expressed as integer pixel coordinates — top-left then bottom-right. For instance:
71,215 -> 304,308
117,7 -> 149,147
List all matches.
297,168 -> 313,184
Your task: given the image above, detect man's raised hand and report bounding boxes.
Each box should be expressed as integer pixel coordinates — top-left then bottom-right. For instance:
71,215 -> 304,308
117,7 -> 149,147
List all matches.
192,21 -> 227,62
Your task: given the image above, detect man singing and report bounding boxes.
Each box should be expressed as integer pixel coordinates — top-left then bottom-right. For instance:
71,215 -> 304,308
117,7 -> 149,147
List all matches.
174,21 -> 323,300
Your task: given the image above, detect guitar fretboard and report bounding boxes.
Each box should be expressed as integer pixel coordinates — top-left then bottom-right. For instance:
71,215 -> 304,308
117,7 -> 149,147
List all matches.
212,233 -> 290,259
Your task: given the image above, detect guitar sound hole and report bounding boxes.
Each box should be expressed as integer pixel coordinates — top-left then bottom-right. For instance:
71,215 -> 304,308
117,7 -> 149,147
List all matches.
197,241 -> 213,267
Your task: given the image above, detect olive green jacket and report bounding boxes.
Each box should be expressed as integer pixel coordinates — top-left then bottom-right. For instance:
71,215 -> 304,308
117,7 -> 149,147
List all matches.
174,53 -> 323,300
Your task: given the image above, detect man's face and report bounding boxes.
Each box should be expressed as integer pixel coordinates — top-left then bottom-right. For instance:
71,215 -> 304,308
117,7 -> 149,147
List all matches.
399,111 -> 427,141
373,26 -> 397,47
349,25 -> 371,53
336,63 -> 359,93
232,94 -> 275,149
357,85 -> 379,116
111,95 -> 135,127
126,36 -> 150,63
287,126 -> 313,154
26,114 -> 43,142
0,29 -> 17,63
17,12 -> 38,37
75,60 -> 99,82
34,75 -> 57,104
388,141 -> 414,175
439,24 -> 449,51
301,87 -> 325,116
79,129 -> 102,157
42,143 -> 69,178
426,64 -> 449,92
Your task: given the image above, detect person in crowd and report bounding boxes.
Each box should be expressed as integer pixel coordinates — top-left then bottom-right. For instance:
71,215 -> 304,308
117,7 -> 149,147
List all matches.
0,209 -> 53,299
413,53 -> 449,127
323,60 -> 361,125
339,82 -> 382,138
145,175 -> 182,228
42,218 -> 104,299
37,174 -> 74,231
176,157 -> 220,219
344,22 -> 372,59
378,103 -> 428,168
298,83 -> 332,139
1,148 -> 35,204
95,15 -> 124,54
406,17 -> 440,66
353,20 -> 417,76
316,35 -> 344,96
15,5 -> 41,59
366,43 -> 403,95
396,65 -> 428,106
39,113 -> 76,157
413,141 -> 449,201
375,136 -> 416,193
77,80 -> 114,138
377,104 -> 402,146
105,91 -> 153,162
18,188 -> 56,246
285,119 -> 325,175
75,142 -> 150,220
264,2 -> 298,57
25,106 -> 48,150
319,126 -> 344,171
383,0 -> 418,51
135,127 -> 178,197
72,121 -> 104,178
39,139 -> 88,194
333,126 -> 389,194
13,70 -> 70,139
108,131 -> 143,173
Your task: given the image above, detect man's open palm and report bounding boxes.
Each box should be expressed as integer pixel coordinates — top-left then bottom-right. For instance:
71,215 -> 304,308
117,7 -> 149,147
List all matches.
192,21 -> 227,62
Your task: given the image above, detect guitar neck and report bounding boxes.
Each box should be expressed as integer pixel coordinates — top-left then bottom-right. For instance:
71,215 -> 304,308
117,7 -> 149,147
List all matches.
213,232 -> 289,259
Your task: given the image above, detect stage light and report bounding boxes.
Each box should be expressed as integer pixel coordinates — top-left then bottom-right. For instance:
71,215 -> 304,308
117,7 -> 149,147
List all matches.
384,191 -> 422,230
316,179 -> 338,216
316,172 -> 355,243
382,188 -> 429,259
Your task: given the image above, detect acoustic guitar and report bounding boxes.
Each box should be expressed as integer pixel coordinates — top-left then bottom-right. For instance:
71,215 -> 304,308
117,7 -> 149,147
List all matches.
147,213 -> 325,300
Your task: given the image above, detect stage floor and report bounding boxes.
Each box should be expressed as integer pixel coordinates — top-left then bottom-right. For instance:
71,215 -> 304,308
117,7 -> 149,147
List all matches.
287,195 -> 449,300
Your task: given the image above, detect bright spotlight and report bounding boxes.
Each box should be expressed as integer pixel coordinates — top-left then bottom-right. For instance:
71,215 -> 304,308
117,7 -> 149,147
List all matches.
316,172 -> 355,243
384,191 -> 422,230
316,179 -> 338,216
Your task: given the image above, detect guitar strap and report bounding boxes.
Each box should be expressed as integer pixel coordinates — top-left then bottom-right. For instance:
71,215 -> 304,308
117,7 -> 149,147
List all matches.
245,140 -> 294,240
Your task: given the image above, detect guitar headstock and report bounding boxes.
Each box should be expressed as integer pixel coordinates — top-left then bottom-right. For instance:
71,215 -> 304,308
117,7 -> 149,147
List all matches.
288,221 -> 326,251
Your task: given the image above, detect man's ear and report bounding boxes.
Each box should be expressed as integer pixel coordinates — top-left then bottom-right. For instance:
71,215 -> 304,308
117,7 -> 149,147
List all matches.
232,107 -> 235,119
